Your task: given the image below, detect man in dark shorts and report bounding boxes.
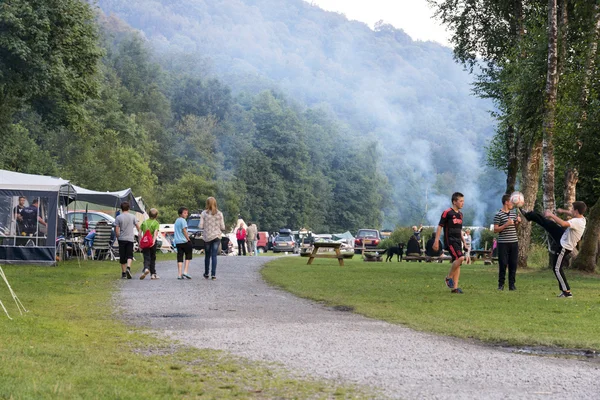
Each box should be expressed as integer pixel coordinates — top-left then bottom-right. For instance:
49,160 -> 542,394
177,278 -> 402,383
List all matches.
115,201 -> 141,279
433,192 -> 467,294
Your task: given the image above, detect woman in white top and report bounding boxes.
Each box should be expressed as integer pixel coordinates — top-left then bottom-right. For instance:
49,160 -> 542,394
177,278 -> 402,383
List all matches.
200,197 -> 226,280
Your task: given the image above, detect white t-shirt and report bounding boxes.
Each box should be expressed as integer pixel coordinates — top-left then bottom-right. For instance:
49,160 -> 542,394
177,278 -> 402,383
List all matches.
560,217 -> 586,251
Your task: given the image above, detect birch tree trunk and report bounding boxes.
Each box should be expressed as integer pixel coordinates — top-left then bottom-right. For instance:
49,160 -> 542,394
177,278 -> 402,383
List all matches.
542,0 -> 559,213
570,4 -> 600,271
506,0 -> 525,195
517,139 -> 543,269
506,125 -> 518,193
565,4 -> 600,210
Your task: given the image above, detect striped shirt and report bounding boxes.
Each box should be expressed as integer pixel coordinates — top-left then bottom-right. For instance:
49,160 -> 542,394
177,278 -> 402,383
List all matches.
493,209 -> 518,243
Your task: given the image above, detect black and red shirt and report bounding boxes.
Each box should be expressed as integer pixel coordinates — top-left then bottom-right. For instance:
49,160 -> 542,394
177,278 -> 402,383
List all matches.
438,208 -> 463,245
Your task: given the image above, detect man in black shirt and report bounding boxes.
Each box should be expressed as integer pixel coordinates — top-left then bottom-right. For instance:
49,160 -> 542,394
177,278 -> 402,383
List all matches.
433,192 -> 467,294
20,199 -> 46,235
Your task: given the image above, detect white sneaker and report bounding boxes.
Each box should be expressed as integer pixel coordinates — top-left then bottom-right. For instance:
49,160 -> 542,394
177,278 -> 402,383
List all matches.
140,269 -> 150,280
151,274 -> 160,280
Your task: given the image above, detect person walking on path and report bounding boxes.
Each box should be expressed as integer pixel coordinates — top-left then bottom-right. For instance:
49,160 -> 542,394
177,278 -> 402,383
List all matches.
493,194 -> 521,291
173,207 -> 193,280
236,224 -> 247,256
200,197 -> 226,279
115,201 -> 141,280
246,222 -> 258,256
433,192 -> 467,294
521,202 -> 587,298
139,208 -> 161,280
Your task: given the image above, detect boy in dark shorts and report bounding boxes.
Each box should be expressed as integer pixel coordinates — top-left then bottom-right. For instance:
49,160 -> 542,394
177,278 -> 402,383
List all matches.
173,207 -> 193,279
433,192 -> 467,294
115,201 -> 141,279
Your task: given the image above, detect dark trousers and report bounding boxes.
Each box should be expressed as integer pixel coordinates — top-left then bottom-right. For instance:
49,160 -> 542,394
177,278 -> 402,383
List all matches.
204,238 -> 219,277
497,241 -> 518,287
524,210 -> 570,292
237,239 -> 246,256
142,245 -> 157,274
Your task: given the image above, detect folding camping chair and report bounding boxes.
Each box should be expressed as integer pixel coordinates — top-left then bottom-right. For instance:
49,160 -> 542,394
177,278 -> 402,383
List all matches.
91,221 -> 116,261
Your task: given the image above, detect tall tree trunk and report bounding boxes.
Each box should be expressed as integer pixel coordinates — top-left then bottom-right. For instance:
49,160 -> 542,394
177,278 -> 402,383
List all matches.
506,124 -> 518,193
571,197 -> 600,273
564,5 -> 600,210
542,0 -> 559,213
563,168 -> 578,208
569,4 -> 600,271
517,138 -> 543,269
505,0 -> 524,195
558,0 -> 568,76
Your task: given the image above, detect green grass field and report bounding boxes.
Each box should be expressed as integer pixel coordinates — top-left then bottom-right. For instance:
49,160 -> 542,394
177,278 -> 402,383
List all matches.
0,254 -> 364,399
262,257 -> 600,350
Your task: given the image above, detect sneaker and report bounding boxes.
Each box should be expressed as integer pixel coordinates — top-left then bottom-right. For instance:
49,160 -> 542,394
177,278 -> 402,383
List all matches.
558,292 -> 573,298
451,288 -> 464,294
140,269 -> 150,280
177,276 -> 184,280
509,285 -> 516,291
211,276 -> 217,280
182,273 -> 192,280
150,274 -> 157,280
203,274 -> 209,280
125,269 -> 132,279
445,276 -> 454,289
121,272 -> 127,279
498,285 -> 504,291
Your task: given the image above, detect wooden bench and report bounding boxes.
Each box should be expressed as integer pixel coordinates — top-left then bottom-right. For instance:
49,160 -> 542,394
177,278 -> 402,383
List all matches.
307,242 -> 344,266
472,250 -> 495,265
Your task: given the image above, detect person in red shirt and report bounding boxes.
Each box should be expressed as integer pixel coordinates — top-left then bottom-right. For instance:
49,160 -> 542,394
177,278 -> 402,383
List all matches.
433,192 -> 467,294
236,224 -> 247,256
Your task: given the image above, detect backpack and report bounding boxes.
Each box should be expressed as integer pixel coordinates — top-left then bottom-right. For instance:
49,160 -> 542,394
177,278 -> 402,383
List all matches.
139,229 -> 154,249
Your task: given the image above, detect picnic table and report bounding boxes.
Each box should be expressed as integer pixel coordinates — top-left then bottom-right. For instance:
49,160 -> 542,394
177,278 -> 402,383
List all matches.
471,250 -> 495,264
307,242 -> 344,266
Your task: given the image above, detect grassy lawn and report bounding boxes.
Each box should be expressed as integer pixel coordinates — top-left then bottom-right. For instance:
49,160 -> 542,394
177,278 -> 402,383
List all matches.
262,257 -> 600,350
0,254 -> 365,399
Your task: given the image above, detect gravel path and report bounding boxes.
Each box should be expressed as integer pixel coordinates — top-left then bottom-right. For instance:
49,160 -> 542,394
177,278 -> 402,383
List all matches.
119,256 -> 600,399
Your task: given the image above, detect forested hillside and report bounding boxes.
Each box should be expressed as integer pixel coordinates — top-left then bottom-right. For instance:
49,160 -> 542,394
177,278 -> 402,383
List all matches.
0,1 -> 387,232
95,0 -> 506,227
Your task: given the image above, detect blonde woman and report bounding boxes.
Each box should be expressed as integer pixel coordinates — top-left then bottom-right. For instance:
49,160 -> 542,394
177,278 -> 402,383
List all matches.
200,197 -> 225,280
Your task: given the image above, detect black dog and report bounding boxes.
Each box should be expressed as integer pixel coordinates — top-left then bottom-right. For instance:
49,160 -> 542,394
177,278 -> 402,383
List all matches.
383,243 -> 404,262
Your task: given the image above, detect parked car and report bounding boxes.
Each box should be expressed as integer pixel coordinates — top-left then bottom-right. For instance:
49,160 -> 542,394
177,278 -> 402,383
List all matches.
256,231 -> 269,253
273,228 -> 299,253
273,235 -> 297,253
354,229 -> 381,254
187,214 -> 203,236
67,210 -> 115,232
66,211 -> 139,251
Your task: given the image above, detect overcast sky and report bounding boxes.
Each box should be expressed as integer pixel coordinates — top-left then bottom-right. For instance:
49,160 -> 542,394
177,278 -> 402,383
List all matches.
306,0 -> 451,47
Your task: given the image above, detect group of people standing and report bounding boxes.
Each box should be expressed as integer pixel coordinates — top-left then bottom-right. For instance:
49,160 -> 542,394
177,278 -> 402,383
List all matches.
235,221 -> 259,256
433,192 -> 587,298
